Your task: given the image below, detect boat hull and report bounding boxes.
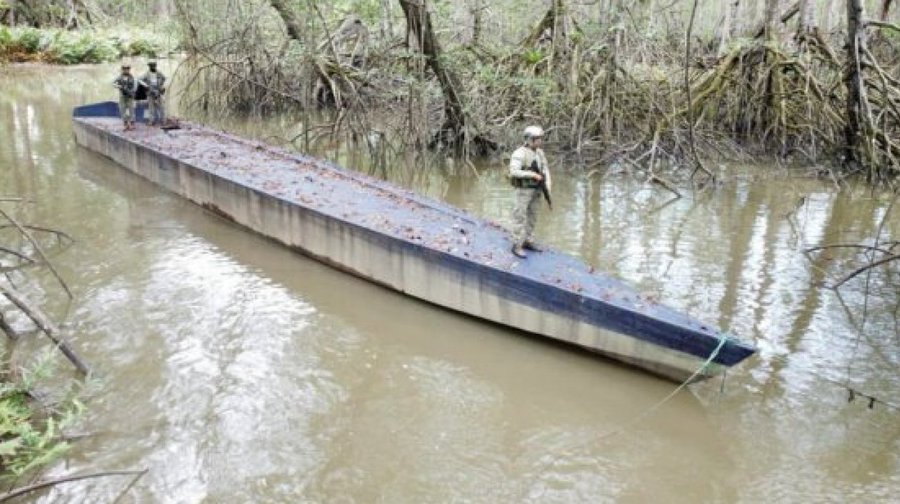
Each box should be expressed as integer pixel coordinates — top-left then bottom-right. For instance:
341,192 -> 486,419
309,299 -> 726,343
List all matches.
72,104 -> 754,382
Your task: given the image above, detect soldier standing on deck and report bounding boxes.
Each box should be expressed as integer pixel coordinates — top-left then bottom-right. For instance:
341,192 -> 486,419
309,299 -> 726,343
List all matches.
139,60 -> 167,126
113,64 -> 137,131
509,125 -> 552,258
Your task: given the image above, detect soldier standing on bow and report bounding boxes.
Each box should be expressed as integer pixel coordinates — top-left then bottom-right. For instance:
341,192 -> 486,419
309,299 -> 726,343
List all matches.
139,60 -> 166,126
113,64 -> 137,131
509,125 -> 552,258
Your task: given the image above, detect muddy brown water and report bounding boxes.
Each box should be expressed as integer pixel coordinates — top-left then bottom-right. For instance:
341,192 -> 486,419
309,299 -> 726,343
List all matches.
1,63 -> 898,503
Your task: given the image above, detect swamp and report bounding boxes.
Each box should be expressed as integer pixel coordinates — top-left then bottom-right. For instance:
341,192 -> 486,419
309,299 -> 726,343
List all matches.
0,0 -> 898,502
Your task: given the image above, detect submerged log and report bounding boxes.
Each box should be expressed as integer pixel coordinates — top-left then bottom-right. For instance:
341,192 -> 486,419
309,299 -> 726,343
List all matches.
0,283 -> 90,375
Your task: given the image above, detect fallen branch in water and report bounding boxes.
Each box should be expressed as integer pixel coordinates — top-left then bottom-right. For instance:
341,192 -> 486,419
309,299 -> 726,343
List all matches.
804,243 -> 897,256
0,469 -> 148,503
110,468 -> 150,504
820,194 -> 898,290
0,312 -> 20,341
830,253 -> 900,289
0,208 -> 72,299
0,245 -> 38,269
0,283 -> 90,375
648,174 -> 682,199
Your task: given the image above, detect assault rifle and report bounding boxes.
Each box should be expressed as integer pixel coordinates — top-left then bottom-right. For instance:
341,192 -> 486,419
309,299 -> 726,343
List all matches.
114,79 -> 135,99
527,159 -> 552,209
140,78 -> 164,99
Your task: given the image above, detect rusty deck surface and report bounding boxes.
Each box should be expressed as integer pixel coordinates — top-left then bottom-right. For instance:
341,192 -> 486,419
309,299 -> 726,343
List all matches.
82,119 -> 676,314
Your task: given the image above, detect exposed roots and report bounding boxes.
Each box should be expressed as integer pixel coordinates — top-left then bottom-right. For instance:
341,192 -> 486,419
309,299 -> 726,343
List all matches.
169,1 -> 900,185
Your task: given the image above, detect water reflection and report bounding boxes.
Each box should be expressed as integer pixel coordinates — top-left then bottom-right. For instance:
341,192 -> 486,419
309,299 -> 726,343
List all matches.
76,154 -> 722,502
1,64 -> 898,502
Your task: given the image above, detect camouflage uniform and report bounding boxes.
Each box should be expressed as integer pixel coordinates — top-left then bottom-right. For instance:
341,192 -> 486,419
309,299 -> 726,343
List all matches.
139,65 -> 166,125
113,69 -> 137,129
509,144 -> 551,251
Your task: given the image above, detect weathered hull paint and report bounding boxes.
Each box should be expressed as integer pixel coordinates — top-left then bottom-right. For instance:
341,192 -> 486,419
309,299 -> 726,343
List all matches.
73,103 -> 755,382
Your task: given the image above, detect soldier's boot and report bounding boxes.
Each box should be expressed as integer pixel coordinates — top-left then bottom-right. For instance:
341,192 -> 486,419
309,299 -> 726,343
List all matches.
511,245 -> 527,258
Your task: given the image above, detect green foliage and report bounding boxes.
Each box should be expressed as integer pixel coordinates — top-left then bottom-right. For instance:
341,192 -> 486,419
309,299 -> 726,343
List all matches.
0,27 -> 171,64
0,26 -> 11,54
12,27 -> 43,53
522,48 -> 544,65
107,29 -> 168,58
0,396 -> 70,478
48,31 -> 119,64
0,354 -> 85,480
123,36 -> 159,57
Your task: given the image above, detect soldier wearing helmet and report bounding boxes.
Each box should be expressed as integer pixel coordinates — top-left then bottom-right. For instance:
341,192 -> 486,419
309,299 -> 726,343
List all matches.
509,125 -> 552,258
139,60 -> 167,126
113,63 -> 137,131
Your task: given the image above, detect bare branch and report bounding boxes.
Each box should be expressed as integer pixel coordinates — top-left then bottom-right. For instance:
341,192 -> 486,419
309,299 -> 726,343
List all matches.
831,254 -> 900,289
0,283 -> 90,375
0,469 -> 147,502
0,209 -> 72,299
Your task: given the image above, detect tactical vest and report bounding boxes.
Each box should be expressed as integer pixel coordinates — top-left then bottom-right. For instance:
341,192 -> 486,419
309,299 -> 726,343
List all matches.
117,75 -> 135,97
510,147 -> 545,189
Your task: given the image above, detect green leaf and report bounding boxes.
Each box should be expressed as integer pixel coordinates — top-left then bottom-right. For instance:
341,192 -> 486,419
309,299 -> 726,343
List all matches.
0,438 -> 22,456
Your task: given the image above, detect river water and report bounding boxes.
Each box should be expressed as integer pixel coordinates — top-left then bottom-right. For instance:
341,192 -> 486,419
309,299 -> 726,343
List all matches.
1,63 -> 898,503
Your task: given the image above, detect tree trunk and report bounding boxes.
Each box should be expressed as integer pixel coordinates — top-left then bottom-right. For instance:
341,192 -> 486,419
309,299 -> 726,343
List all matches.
645,0 -> 656,34
380,0 -> 393,41
795,0 -> 816,50
65,0 -> 79,29
823,0 -> 842,33
754,1 -> 800,39
269,0 -> 304,41
524,0 -> 570,48
797,0 -> 815,37
399,0 -> 467,150
844,0 -> 867,168
764,0 -> 783,42
727,0 -> 741,37
881,0 -> 894,21
471,0 -> 484,45
157,0 -> 173,17
719,0 -> 740,54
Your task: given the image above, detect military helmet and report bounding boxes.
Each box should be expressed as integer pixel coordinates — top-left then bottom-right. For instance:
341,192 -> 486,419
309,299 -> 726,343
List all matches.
523,125 -> 544,139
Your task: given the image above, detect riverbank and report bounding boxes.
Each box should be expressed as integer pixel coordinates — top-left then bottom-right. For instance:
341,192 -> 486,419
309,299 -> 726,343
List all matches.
0,26 -> 171,64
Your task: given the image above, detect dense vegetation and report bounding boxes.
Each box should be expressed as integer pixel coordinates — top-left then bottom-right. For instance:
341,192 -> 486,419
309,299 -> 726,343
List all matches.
3,1 -> 899,185
0,208 -> 88,488
0,358 -> 83,483
0,25 -> 168,63
170,0 -> 900,186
